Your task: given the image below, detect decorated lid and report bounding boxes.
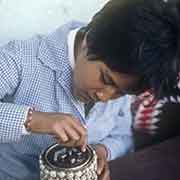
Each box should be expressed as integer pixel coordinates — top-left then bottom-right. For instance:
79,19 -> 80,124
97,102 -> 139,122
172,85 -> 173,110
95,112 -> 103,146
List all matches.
41,144 -> 94,170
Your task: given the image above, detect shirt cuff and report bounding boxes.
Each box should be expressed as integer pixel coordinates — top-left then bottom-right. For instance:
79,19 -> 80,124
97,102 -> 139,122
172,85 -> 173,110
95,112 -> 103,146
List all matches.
0,103 -> 31,142
22,107 -> 31,135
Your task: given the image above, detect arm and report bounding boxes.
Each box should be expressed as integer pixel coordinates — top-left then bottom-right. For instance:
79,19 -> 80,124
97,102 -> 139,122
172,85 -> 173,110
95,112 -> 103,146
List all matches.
0,40 -> 31,143
0,40 -> 88,150
88,95 -> 134,161
103,95 -> 134,161
87,96 -> 133,180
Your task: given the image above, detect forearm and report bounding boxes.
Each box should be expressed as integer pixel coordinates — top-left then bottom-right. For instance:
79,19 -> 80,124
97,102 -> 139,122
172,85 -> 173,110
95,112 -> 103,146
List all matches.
24,111 -> 88,150
27,111 -> 54,134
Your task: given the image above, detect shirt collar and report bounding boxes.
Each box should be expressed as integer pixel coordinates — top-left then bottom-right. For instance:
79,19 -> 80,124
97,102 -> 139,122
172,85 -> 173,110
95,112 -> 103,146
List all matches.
67,28 -> 80,69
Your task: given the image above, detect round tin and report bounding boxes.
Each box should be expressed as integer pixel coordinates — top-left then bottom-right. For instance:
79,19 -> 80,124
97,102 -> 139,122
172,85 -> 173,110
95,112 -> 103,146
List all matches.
39,144 -> 98,180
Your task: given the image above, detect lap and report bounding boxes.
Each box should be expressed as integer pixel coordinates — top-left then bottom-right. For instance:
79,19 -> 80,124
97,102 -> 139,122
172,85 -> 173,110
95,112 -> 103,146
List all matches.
0,170 -> 17,180
0,143 -> 40,180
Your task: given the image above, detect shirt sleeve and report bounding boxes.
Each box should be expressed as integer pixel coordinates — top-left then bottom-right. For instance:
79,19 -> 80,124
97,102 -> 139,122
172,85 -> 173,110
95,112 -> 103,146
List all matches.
87,95 -> 134,161
0,41 -> 31,143
100,95 -> 134,161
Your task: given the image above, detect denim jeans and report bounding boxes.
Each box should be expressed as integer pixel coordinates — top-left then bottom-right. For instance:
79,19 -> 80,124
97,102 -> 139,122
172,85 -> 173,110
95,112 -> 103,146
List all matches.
0,143 -> 40,180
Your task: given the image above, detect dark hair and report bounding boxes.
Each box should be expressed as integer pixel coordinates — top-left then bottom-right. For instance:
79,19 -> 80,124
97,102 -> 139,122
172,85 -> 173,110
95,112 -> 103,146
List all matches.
85,0 -> 180,98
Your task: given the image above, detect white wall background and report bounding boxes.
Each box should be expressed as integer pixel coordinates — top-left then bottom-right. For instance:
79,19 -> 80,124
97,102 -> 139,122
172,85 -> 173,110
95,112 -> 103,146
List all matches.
0,0 -> 109,45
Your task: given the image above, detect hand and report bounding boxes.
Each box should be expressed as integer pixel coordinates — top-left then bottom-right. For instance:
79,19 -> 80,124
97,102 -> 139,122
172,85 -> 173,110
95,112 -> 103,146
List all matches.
29,111 -> 87,151
93,144 -> 111,180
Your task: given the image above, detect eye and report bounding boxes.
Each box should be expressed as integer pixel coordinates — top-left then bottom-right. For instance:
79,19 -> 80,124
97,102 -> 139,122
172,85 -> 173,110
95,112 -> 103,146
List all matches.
100,71 -> 114,86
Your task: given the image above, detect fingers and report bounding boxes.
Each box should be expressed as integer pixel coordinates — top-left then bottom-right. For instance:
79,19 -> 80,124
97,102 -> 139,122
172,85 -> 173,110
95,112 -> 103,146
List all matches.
70,118 -> 87,139
95,147 -> 110,180
60,135 -> 87,152
100,163 -> 110,180
73,125 -> 87,152
55,128 -> 69,143
81,137 -> 88,152
74,134 -> 87,152
79,124 -> 88,152
98,161 -> 110,180
59,140 -> 77,147
53,114 -> 87,150
97,155 -> 105,175
64,125 -> 80,141
68,118 -> 87,151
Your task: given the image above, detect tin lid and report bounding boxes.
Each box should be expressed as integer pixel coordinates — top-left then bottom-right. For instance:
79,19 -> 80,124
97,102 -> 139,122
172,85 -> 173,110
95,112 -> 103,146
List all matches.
41,144 -> 94,170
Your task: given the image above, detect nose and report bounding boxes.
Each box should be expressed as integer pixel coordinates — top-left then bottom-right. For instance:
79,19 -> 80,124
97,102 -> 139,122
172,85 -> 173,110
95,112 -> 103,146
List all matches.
96,91 -> 108,102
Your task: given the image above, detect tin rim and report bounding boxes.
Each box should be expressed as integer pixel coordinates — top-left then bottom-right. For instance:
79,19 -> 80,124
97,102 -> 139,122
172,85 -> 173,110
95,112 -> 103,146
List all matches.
41,144 -> 96,171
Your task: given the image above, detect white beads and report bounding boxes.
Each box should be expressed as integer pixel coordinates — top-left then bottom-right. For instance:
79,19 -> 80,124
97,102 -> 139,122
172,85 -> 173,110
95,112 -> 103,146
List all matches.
67,172 -> 74,179
50,171 -> 57,178
40,145 -> 98,180
57,171 -> 66,178
76,171 -> 82,177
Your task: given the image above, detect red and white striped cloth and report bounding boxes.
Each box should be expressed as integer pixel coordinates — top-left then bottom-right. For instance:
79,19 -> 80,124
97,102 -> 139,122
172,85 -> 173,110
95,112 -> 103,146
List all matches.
131,90 -> 180,134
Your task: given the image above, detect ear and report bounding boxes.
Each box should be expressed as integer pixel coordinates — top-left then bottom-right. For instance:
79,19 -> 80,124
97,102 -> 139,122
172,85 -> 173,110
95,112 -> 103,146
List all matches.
81,33 -> 88,50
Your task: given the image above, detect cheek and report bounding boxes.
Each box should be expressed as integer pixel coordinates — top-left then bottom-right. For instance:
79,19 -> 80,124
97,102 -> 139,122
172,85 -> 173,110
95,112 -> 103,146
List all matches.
83,70 -> 102,89
73,70 -> 89,90
74,72 -> 101,91
73,61 -> 102,90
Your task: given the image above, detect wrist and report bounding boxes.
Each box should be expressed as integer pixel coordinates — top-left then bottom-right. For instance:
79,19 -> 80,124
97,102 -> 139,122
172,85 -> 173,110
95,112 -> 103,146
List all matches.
24,107 -> 35,132
24,110 -> 53,134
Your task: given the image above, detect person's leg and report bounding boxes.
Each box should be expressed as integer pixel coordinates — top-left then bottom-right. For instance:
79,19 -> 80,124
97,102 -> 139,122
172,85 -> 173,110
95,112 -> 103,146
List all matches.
0,143 -> 40,180
0,170 -> 18,180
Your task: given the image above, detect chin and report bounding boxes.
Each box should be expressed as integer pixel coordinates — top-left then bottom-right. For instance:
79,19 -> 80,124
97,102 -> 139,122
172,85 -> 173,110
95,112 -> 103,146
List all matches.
77,93 -> 91,103
72,86 -> 92,103
73,90 -> 85,102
